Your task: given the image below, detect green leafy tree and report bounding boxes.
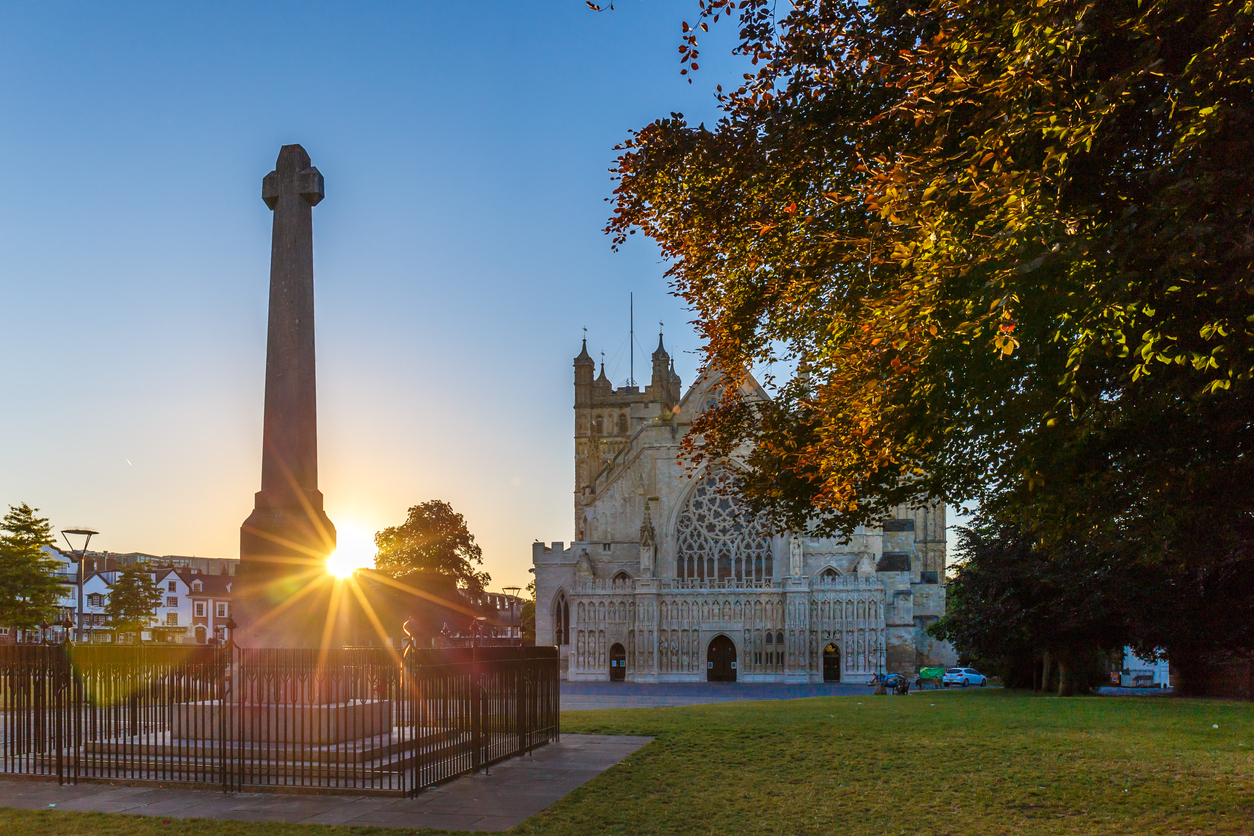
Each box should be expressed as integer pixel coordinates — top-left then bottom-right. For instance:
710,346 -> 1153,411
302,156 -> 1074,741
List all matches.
0,503 -> 67,630
607,0 -> 1254,671
104,569 -> 163,641
375,501 -> 490,594
929,518 -> 1132,695
609,0 -> 1254,529
364,502 -> 494,643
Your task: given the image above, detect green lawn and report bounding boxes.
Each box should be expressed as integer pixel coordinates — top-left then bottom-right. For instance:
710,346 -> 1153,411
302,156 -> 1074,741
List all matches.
3,691 -> 1252,835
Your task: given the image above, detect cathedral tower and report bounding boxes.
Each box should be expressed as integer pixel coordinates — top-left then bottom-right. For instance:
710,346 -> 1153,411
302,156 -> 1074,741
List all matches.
573,331 -> 682,541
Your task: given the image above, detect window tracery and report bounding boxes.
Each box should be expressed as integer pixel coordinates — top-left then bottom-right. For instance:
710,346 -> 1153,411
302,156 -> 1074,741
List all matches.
675,468 -> 773,581
553,592 -> 570,646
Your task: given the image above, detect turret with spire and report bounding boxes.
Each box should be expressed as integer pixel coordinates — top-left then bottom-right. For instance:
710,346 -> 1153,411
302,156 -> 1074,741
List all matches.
595,353 -> 613,395
574,335 -> 594,408
574,320 -> 681,529
650,327 -> 676,408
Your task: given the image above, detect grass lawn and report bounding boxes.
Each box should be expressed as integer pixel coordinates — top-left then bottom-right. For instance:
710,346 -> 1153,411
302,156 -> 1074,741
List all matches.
2,690 -> 1251,835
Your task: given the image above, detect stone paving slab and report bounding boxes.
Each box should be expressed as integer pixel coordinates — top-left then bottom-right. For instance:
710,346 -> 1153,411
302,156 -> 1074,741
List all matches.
0,734 -> 652,832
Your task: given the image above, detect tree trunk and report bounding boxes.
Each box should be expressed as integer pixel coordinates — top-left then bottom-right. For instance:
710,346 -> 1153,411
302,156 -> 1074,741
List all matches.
1040,650 -> 1053,694
1056,650 -> 1075,697
1169,649 -> 1208,697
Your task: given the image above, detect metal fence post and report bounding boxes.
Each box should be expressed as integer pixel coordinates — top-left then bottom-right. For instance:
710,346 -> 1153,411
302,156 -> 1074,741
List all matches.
53,646 -> 64,785
515,650 -> 525,757
471,645 -> 481,773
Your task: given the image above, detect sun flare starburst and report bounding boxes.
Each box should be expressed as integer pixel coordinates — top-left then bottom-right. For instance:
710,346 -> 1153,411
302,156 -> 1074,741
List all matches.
325,522 -> 377,579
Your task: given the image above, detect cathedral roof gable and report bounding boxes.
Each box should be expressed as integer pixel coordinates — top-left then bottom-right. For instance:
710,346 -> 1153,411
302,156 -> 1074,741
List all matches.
677,368 -> 770,420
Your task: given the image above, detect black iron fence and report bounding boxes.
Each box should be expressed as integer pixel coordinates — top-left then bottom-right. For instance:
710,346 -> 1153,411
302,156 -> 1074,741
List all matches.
0,643 -> 558,795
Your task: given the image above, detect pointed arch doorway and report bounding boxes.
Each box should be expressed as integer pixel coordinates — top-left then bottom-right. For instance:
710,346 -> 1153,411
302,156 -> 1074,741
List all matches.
609,643 -> 626,681
707,635 -> 737,682
823,643 -> 841,682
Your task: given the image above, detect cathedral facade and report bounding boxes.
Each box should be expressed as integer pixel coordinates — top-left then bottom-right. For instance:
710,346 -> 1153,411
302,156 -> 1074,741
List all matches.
532,336 -> 955,682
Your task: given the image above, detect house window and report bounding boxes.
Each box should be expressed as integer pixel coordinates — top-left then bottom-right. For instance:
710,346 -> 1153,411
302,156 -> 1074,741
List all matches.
166,612 -> 178,626
194,602 -> 206,618
216,602 -> 228,618
602,543 -> 612,552
166,597 -> 178,607
192,581 -> 202,592
167,581 -> 177,592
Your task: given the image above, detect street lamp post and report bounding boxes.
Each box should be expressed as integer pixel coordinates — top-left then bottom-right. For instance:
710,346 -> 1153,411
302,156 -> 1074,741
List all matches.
61,528 -> 97,644
502,586 -> 521,646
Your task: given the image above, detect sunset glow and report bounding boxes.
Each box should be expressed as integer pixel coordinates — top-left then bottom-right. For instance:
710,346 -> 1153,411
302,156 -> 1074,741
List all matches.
326,522 -> 377,578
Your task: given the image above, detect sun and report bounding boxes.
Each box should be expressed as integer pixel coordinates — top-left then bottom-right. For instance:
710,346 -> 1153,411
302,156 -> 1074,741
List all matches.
326,522 -> 377,579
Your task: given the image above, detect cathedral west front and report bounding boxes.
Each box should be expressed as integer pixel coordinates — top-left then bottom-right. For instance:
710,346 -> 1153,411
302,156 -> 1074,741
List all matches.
532,334 -> 956,682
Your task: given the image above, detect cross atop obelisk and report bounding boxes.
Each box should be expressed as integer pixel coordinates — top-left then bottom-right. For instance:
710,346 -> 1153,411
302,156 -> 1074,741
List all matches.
257,145 -> 324,504
237,144 -> 336,648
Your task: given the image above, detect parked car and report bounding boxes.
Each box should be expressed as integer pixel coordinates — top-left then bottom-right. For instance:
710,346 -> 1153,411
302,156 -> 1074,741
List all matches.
942,667 -> 988,687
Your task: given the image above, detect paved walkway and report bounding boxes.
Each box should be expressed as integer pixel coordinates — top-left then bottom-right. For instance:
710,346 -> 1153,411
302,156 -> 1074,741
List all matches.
0,734 -> 651,832
561,680 -> 875,710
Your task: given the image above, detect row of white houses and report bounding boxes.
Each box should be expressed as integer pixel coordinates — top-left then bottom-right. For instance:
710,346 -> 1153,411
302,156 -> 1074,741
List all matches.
0,547 -> 237,645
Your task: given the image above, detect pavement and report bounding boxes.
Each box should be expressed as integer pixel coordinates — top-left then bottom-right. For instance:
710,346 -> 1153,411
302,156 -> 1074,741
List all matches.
0,734 -> 652,832
560,680 -> 876,710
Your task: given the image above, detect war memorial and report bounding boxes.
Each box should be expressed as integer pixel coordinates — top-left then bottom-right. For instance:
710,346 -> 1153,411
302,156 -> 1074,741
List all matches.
0,147 -> 558,795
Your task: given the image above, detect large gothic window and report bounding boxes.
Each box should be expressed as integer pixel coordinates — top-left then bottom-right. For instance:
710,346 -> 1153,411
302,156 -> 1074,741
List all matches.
675,468 -> 773,582
553,592 -> 570,646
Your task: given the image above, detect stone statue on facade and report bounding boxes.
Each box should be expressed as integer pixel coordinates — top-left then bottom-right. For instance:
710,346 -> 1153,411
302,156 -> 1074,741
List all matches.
575,549 -> 596,583
639,497 -> 657,578
855,551 -> 876,577
789,530 -> 804,577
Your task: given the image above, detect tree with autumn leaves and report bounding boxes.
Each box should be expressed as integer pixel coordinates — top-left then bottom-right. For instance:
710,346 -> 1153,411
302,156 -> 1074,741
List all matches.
607,0 -> 1254,689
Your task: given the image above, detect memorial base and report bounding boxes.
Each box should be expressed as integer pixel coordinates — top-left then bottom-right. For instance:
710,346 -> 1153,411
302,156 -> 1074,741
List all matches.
172,700 -> 393,745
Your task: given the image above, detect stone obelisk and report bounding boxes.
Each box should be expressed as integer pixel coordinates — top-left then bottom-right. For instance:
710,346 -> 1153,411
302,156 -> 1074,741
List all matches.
236,144 -> 336,648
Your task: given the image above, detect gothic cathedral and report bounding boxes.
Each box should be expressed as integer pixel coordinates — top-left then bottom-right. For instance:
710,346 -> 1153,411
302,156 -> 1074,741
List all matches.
532,335 -> 956,682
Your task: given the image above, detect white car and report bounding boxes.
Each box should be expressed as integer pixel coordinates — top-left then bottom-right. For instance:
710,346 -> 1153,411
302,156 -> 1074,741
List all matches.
942,667 -> 988,687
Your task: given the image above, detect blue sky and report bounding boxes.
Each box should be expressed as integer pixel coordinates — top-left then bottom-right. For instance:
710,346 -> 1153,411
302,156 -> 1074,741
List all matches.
0,2 -> 755,587
0,3 -> 965,588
